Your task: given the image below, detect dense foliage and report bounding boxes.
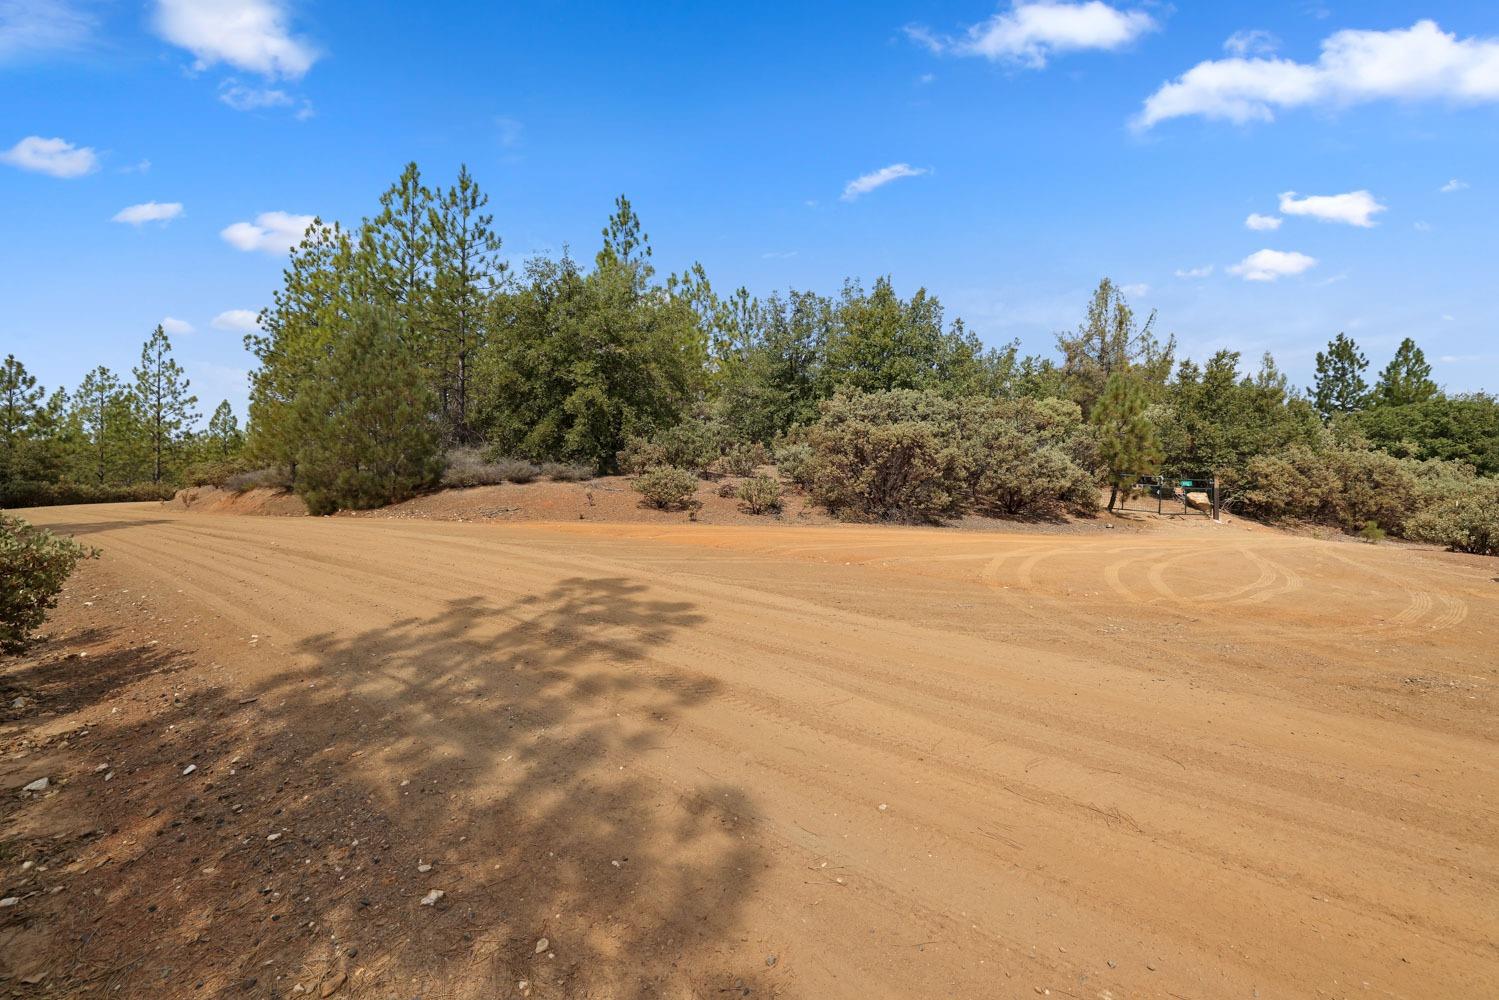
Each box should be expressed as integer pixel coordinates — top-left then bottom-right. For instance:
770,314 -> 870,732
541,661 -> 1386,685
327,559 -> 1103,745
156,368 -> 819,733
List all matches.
1,513 -> 96,654
5,160 -> 1496,552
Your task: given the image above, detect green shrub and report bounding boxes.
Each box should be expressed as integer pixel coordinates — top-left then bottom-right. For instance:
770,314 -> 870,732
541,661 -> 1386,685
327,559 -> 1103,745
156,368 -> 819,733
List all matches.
1358,520 -> 1386,544
1405,478 -> 1499,555
1242,447 -> 1420,533
772,441 -> 814,488
540,461 -> 593,482
181,457 -> 254,488
633,467 -> 700,510
616,436 -> 669,475
0,481 -> 178,508
801,390 -> 1098,523
738,475 -> 782,514
1,514 -> 97,654
719,442 -> 769,477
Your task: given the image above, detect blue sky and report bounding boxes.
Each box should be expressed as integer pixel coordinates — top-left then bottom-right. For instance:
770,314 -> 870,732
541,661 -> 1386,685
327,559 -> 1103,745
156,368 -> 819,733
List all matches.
3,1 -> 1497,420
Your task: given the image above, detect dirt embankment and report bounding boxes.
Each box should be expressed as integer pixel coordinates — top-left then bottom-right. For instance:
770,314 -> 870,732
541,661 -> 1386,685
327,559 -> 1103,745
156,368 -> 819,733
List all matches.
2,503 -> 1496,998
170,485 -> 309,516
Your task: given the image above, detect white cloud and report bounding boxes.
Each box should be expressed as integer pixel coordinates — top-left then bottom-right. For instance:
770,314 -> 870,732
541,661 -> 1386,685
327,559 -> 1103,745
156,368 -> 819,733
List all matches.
212,309 -> 262,333
1174,265 -> 1213,279
160,316 -> 194,336
218,79 -> 293,110
0,0 -> 96,62
1,134 -> 98,177
1245,212 -> 1282,231
220,210 -> 315,253
1228,249 -> 1318,282
1224,29 -> 1278,58
154,0 -> 318,79
761,250 -> 799,260
1137,20 -> 1499,128
841,163 -> 929,201
112,201 -> 183,225
1440,178 -> 1468,192
907,1 -> 1155,69
1120,282 -> 1149,298
1278,189 -> 1385,227
1413,220 -> 1432,232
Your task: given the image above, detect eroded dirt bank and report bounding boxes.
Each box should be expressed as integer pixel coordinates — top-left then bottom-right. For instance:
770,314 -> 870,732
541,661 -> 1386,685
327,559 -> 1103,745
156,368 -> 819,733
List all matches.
2,503 -> 1496,998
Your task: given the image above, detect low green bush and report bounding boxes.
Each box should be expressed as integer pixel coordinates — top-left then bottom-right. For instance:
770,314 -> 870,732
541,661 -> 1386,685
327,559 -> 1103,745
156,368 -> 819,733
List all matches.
772,441 -> 814,488
0,480 -> 178,508
1,513 -> 97,654
719,442 -> 769,477
181,457 -> 255,488
633,466 -> 699,510
738,475 -> 782,514
1405,478 -> 1499,555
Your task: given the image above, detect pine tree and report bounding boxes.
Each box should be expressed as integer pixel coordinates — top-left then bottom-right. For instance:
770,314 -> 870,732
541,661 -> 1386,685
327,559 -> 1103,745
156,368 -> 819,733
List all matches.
597,194 -> 653,292
290,305 -> 443,515
1372,337 -> 1438,407
1091,371 -> 1163,511
246,219 -> 360,475
369,161 -> 435,336
206,401 -> 243,459
429,164 -> 505,442
1056,279 -> 1175,416
1310,332 -> 1369,419
71,367 -> 129,485
133,326 -> 199,484
0,354 -> 44,483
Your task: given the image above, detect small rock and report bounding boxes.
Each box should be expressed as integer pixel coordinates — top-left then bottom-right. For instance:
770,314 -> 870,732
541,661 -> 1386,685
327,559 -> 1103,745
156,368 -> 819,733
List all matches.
94,763 -> 109,773
182,764 -> 197,776
417,863 -> 432,873
319,971 -> 346,997
878,803 -> 888,811
534,937 -> 549,954
267,833 -> 282,842
766,954 -> 777,967
22,777 -> 49,793
0,897 -> 20,908
420,889 -> 444,906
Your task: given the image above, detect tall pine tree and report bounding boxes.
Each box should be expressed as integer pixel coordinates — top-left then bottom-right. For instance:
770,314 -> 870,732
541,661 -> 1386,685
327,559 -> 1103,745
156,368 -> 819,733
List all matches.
1091,371 -> 1163,511
133,326 -> 199,484
1372,337 -> 1438,407
1310,332 -> 1370,419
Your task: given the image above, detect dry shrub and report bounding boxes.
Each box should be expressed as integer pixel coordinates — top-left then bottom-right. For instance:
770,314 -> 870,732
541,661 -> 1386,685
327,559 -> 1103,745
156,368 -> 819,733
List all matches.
737,476 -> 782,514
224,468 -> 293,494
633,467 -> 699,510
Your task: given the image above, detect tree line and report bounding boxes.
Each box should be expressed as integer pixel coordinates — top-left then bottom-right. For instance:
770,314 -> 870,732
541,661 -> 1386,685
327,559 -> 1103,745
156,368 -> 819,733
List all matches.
2,327 -> 241,505
2,161 -> 1495,549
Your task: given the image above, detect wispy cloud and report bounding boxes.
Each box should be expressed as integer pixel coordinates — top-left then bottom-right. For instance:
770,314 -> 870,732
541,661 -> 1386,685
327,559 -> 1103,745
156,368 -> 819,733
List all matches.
0,0 -> 97,63
220,210 -> 315,253
1174,265 -> 1213,279
1440,178 -> 1469,193
1245,212 -> 1282,231
1279,189 -> 1385,227
1229,249 -> 1318,282
841,163 -> 929,201
1137,20 -> 1499,128
113,201 -> 183,225
1223,29 -> 1278,58
1,134 -> 98,177
160,316 -> 194,336
908,1 -> 1155,69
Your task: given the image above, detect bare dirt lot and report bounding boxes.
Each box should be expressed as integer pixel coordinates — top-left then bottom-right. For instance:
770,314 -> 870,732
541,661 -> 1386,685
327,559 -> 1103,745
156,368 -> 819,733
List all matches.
2,503 -> 1497,999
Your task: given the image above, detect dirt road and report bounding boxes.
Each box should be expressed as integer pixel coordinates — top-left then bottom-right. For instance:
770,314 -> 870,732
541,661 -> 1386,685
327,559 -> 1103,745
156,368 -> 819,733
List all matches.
4,503 -> 1497,998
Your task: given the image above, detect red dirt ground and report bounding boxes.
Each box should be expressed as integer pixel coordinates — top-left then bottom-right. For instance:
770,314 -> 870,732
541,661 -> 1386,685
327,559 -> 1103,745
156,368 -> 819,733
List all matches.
2,499 -> 1495,998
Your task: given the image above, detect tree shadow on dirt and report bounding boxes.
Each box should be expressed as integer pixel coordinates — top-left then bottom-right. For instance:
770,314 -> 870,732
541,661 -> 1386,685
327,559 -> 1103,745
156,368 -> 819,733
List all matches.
1,576 -> 772,999
19,518 -> 174,537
